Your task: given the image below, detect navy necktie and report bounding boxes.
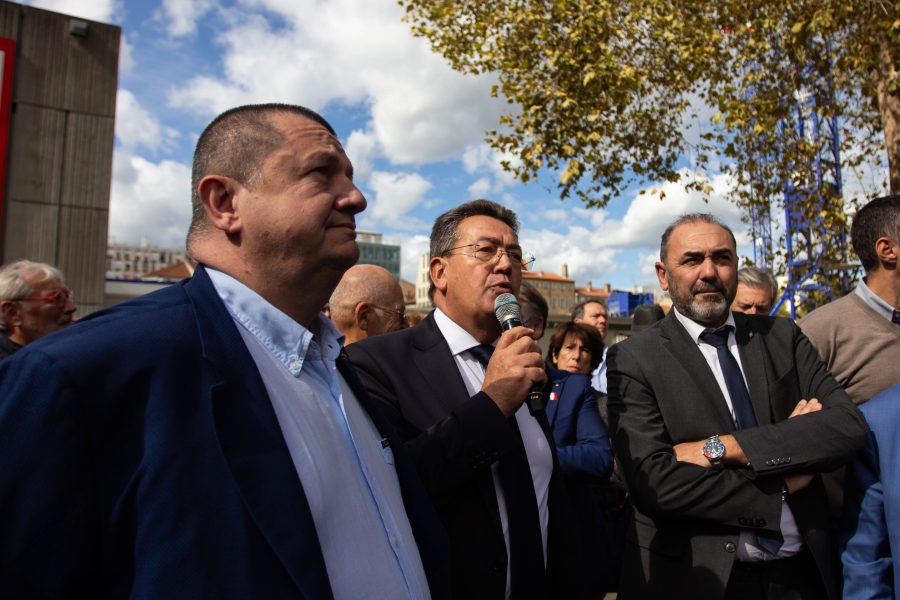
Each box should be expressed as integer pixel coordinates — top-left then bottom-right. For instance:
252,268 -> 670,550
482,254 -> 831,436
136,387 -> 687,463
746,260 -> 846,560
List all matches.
699,327 -> 758,429
467,344 -> 547,596
467,344 -> 495,368
699,326 -> 783,556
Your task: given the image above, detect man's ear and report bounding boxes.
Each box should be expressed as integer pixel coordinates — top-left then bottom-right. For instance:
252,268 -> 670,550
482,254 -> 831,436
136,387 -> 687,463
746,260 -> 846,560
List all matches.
533,316 -> 545,339
875,236 -> 898,268
354,302 -> 370,332
430,257 -> 448,295
197,175 -> 243,235
655,261 -> 670,291
0,300 -> 22,327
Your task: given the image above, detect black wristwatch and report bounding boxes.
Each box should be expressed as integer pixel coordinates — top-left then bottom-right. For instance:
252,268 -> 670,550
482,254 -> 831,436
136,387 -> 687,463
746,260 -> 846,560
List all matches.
702,435 -> 726,466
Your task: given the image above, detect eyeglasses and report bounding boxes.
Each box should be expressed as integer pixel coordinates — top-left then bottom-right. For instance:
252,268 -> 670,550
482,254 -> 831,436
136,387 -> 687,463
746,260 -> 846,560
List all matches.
370,304 -> 407,321
11,288 -> 74,307
444,242 -> 536,271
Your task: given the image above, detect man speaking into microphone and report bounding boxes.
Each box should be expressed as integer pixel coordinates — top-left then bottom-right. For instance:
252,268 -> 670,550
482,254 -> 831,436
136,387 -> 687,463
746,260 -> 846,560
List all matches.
348,199 -> 578,599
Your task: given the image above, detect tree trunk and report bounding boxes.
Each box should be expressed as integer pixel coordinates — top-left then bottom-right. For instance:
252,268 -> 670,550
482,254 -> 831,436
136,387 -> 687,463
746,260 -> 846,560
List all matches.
876,30 -> 900,194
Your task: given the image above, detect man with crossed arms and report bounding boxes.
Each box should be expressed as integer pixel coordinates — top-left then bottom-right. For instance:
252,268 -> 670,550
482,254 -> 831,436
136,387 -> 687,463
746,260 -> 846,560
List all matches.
607,213 -> 866,599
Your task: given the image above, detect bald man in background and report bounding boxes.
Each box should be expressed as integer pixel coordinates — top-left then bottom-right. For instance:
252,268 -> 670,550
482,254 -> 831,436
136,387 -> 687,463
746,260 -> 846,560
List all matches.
330,264 -> 408,344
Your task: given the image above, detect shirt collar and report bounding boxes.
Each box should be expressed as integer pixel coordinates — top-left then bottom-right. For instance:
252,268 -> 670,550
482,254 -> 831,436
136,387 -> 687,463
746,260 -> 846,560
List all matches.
672,306 -> 737,344
855,278 -> 897,323
206,267 -> 344,375
433,307 -> 495,356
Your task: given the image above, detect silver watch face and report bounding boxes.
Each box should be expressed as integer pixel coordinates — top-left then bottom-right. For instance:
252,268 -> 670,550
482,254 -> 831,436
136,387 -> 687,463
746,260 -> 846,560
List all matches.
703,436 -> 725,462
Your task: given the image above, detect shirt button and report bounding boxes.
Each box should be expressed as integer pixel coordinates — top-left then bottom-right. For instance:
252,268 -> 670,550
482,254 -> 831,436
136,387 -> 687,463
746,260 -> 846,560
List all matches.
724,542 -> 736,553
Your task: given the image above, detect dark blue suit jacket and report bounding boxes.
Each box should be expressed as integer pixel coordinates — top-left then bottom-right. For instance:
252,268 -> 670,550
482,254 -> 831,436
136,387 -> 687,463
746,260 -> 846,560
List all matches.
0,266 -> 450,599
546,369 -> 615,591
841,383 -> 900,599
546,369 -> 613,479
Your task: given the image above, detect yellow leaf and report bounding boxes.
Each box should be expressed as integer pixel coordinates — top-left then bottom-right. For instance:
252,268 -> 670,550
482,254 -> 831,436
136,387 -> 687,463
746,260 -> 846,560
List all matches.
560,159 -> 580,185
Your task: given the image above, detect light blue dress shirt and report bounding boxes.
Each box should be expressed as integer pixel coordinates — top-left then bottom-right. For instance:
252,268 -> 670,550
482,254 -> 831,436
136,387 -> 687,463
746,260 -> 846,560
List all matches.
855,279 -> 898,323
208,268 -> 431,599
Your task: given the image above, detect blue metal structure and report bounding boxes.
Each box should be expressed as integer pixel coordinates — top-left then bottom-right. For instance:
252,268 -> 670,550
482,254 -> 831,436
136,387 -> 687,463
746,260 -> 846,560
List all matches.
767,90 -> 850,319
745,70 -> 854,319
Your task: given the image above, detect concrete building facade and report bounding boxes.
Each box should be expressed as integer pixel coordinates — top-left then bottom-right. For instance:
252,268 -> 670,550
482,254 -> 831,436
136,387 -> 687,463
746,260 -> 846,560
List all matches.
0,1 -> 119,317
106,240 -> 187,280
356,230 -> 400,280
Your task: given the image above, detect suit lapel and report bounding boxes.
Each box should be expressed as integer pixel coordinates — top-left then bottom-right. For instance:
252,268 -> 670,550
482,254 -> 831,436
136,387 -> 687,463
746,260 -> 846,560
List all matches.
733,314 -> 774,425
659,313 -> 736,432
185,266 -> 333,599
411,314 -> 477,414
412,313 -> 504,530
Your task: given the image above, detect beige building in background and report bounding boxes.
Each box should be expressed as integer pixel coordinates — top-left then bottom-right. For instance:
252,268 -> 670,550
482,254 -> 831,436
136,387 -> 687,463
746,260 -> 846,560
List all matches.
0,1 -> 119,317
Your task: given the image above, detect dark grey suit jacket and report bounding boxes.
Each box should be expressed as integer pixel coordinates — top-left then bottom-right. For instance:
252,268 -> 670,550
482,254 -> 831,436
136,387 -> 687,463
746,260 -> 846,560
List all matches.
607,311 -> 867,600
348,312 -> 578,599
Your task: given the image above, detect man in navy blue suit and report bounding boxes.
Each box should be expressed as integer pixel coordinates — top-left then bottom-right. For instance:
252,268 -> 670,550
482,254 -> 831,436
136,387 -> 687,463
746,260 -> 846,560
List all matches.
0,104 -> 449,599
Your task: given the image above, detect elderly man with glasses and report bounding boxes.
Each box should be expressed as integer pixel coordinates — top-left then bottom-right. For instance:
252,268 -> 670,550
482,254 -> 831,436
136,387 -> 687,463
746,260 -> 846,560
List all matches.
329,264 -> 409,345
348,199 -> 579,599
0,260 -> 77,360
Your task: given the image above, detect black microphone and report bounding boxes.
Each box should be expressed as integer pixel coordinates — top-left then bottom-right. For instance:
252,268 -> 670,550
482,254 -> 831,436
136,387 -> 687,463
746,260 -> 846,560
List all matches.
493,293 -> 545,415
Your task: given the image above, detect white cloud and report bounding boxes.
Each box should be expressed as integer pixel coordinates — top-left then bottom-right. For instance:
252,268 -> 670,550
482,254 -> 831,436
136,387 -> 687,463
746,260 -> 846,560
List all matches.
467,177 -> 491,198
522,226 -> 619,287
513,169 -> 756,289
108,150 -> 192,248
345,129 -> 379,183
115,90 -> 179,153
398,234 -> 430,283
598,171 -> 746,251
167,0 -> 503,167
364,170 -> 433,229
157,0 -> 216,37
636,251 -> 661,283
461,144 -> 521,194
23,0 -> 121,23
118,35 -> 135,74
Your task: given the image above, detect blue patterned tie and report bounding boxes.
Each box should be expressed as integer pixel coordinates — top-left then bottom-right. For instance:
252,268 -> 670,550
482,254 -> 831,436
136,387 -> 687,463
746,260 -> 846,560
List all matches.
699,327 -> 783,556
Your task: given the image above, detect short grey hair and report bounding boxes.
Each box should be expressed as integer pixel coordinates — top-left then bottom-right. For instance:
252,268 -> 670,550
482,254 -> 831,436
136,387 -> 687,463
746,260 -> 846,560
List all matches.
737,266 -> 777,304
0,260 -> 65,332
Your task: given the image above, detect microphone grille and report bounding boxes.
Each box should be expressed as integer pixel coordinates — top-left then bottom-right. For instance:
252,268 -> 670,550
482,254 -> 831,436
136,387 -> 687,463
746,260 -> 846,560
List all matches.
494,293 -> 521,323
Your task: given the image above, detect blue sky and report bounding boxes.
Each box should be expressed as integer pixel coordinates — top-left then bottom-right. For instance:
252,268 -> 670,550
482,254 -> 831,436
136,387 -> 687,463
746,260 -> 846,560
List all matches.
24,0 -> 885,291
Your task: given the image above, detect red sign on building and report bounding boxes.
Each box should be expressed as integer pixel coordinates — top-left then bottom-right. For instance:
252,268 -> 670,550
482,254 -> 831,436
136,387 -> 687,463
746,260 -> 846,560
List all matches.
0,37 -> 15,237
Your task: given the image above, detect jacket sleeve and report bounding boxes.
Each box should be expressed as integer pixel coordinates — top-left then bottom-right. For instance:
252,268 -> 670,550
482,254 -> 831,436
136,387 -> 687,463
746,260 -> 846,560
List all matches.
840,428 -> 892,600
0,350 -> 100,597
553,379 -> 613,480
732,322 -> 867,475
